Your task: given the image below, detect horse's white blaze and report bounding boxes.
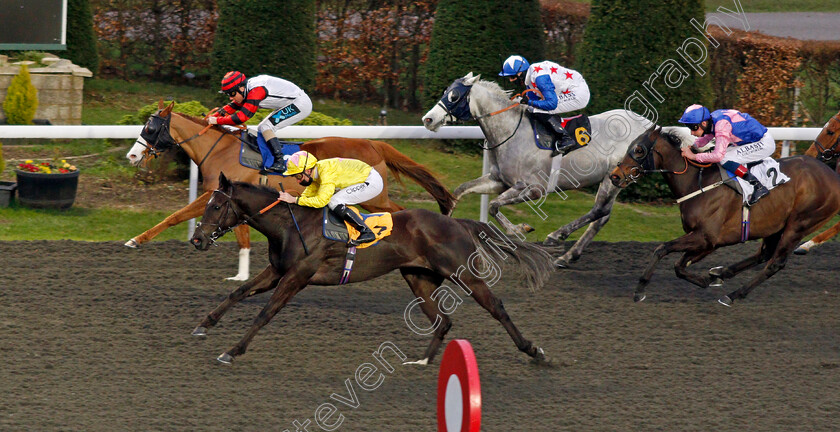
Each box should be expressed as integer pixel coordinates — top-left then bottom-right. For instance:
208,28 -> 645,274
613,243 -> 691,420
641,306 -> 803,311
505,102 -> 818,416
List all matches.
126,138 -> 149,166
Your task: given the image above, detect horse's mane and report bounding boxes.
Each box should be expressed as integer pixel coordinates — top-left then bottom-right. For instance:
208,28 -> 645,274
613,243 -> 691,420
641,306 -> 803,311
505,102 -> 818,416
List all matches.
645,126 -> 686,149
474,79 -> 515,104
174,112 -> 238,136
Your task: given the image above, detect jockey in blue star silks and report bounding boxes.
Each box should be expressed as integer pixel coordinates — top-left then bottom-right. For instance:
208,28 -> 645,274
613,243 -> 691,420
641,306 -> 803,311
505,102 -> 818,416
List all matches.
499,55 -> 590,155
208,71 -> 313,173
678,104 -> 776,206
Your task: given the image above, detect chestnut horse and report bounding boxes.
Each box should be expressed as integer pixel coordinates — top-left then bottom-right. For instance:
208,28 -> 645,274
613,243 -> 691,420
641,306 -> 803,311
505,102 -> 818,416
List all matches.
610,127 -> 840,306
189,173 -> 553,365
794,109 -> 840,255
125,101 -> 455,280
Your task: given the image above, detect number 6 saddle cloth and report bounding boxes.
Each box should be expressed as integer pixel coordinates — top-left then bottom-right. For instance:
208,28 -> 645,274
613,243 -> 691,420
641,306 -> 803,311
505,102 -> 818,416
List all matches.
322,206 -> 393,248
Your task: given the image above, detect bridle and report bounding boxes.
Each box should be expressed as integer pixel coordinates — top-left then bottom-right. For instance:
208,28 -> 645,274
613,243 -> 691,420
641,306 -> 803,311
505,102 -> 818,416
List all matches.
196,187 -> 309,255
618,131 -> 707,184
138,111 -> 224,169
435,79 -> 541,150
813,115 -> 840,161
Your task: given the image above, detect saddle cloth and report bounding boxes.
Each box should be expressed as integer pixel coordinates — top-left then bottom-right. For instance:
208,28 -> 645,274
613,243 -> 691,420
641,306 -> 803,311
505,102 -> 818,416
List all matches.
531,113 -> 592,156
720,158 -> 790,204
322,206 -> 393,248
238,131 -> 301,173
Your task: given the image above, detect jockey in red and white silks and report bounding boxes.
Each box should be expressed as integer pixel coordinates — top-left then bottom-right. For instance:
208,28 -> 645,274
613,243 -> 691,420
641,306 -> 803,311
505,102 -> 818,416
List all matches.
210,71 -> 313,172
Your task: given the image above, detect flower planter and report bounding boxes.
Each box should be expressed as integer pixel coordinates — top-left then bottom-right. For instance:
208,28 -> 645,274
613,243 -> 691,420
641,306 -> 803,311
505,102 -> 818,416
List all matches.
15,170 -> 79,209
0,181 -> 16,208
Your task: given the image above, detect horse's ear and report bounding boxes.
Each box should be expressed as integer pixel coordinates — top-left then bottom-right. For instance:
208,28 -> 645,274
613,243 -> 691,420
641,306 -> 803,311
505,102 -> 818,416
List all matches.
219,172 -> 232,192
160,101 -> 175,117
464,72 -> 480,86
650,126 -> 662,140
158,99 -> 164,110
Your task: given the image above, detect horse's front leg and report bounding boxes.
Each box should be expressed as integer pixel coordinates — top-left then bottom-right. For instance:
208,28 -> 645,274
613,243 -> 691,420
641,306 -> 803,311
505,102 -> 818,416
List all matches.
219,269 -> 312,364
125,191 -> 212,247
634,231 -> 708,302
673,249 -> 715,288
488,182 -> 541,236
546,177 -> 620,248
192,265 -> 283,337
450,174 -> 506,216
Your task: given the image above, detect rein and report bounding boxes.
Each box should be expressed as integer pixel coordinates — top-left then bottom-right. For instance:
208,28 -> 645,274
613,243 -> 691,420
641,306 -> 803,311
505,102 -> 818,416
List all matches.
473,88 -> 543,151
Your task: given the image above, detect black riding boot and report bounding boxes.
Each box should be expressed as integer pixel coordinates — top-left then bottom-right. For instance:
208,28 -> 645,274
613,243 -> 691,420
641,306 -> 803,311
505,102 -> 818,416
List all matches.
265,137 -> 287,172
544,115 -> 577,155
743,172 -> 769,206
335,204 -> 376,246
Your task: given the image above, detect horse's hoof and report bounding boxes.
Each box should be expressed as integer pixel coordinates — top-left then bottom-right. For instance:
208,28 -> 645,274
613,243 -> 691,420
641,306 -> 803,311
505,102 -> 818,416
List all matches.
717,295 -> 733,307
217,353 -> 234,364
402,358 -> 429,366
793,247 -> 809,255
225,274 -> 248,281
709,277 -> 724,288
633,293 -> 646,303
124,239 -> 139,248
553,257 -> 569,269
709,266 -> 724,277
192,326 -> 207,337
531,347 -> 551,366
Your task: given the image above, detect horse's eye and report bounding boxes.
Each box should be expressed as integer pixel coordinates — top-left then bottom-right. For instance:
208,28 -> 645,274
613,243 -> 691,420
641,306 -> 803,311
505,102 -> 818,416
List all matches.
633,145 -> 644,155
827,130 -> 835,136
213,205 -> 220,210
145,125 -> 157,134
448,90 -> 461,103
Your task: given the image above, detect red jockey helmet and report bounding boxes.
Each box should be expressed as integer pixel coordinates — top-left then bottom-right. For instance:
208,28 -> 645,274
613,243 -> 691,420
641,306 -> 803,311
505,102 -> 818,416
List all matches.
221,71 -> 247,92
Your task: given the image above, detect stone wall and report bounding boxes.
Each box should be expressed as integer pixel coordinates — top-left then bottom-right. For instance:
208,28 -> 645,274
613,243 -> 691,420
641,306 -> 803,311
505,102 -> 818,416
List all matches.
0,55 -> 92,125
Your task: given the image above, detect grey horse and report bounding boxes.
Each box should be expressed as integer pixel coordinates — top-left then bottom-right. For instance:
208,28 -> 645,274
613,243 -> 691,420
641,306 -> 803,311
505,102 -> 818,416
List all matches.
422,72 -> 656,267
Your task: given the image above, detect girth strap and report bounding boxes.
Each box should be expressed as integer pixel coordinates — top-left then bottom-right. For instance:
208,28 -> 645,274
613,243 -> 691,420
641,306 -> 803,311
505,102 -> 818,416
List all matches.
339,246 -> 357,285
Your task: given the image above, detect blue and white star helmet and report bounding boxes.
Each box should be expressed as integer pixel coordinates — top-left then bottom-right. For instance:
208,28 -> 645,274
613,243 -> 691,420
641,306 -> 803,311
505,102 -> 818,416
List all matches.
499,55 -> 530,77
678,104 -> 712,124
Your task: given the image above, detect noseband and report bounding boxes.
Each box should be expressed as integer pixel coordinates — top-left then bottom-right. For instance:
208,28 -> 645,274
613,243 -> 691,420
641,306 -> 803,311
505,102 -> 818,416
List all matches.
814,115 -> 840,161
618,132 -> 692,184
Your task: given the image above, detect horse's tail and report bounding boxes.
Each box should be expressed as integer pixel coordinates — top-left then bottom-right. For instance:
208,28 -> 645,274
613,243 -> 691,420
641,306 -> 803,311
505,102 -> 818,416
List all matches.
369,140 -> 457,214
456,218 -> 554,292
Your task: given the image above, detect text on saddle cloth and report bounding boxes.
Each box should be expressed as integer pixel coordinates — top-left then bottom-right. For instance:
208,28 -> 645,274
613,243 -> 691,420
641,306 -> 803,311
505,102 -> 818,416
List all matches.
322,206 -> 393,248
531,114 -> 592,153
722,159 -> 790,204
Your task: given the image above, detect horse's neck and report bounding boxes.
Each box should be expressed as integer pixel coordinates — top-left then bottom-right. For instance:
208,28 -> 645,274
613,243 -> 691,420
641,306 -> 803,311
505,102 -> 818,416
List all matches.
170,116 -> 239,167
660,155 -> 705,197
472,88 -> 539,163
237,195 -> 319,240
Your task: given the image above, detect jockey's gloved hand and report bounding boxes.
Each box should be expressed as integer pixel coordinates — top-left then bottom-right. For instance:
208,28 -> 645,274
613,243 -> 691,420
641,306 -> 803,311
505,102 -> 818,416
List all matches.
207,116 -> 218,125
519,97 -> 530,105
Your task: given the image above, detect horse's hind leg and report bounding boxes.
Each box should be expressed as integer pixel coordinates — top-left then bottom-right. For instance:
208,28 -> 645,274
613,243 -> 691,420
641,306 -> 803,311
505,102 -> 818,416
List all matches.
451,174 -> 507,216
227,225 -> 251,281
794,220 -> 840,255
464,276 -> 546,364
400,269 -> 451,365
546,177 -> 620,252
192,265 -> 282,337
720,229 -> 805,306
708,233 -> 781,286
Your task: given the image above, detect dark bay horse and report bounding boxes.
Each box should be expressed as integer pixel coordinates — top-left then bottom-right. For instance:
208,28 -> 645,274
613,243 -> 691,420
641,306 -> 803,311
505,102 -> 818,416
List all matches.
126,101 -> 455,280
794,109 -> 840,255
609,127 -> 840,306
189,173 -> 553,364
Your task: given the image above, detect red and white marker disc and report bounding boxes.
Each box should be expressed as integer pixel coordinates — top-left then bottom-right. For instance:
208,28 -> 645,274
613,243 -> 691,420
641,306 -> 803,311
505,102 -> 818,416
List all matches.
437,339 -> 481,432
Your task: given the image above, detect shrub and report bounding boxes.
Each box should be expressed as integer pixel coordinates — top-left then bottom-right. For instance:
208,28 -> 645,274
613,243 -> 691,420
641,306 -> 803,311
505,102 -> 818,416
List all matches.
3,65 -> 39,125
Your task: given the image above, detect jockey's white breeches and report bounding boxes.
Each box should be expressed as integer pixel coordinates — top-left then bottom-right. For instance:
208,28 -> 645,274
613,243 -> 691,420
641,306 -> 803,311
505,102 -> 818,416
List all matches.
327,169 -> 384,210
721,131 -> 776,165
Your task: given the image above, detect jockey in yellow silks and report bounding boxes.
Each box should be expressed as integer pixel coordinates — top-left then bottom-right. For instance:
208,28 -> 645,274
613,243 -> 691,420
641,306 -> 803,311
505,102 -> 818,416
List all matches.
277,151 -> 383,246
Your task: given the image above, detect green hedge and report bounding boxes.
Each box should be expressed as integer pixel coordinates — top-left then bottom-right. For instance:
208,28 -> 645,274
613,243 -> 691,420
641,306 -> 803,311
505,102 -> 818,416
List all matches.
211,0 -> 316,92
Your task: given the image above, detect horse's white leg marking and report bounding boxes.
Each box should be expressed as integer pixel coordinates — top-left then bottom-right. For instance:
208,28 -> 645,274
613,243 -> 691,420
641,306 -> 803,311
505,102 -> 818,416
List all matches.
402,357 -> 429,366
226,248 -> 251,281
